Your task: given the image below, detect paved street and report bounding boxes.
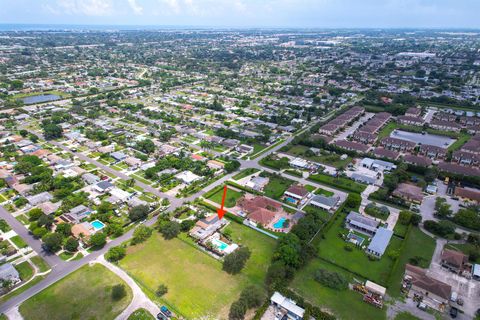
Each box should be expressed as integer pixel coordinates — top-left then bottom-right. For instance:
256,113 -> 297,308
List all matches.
0,102 -> 352,316
0,206 -> 62,267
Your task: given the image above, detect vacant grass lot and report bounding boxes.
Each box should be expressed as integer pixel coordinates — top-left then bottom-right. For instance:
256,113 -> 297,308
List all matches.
285,145 -> 352,169
263,174 -> 294,200
316,212 -> 402,285
291,258 -> 386,320
387,227 -> 435,298
119,228 -> 273,319
20,264 -> 132,320
309,173 -> 366,193
207,187 -> 244,208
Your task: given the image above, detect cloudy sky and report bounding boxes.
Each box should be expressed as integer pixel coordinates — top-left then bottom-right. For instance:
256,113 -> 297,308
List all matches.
1,0 -> 479,28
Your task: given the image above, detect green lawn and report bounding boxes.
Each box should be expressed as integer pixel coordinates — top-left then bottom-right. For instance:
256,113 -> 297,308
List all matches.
387,227 -> 436,298
376,122 -> 398,141
309,173 -> 366,193
395,312 -> 421,320
20,264 -> 132,320
207,187 -> 244,208
314,187 -> 334,197
10,235 -> 28,248
316,211 -> 402,285
223,221 -> 276,283
393,222 -> 409,238
291,258 -> 386,320
59,251 -> 74,261
15,214 -> 30,225
447,133 -> 471,152
15,261 -> 34,281
128,308 -> 155,320
30,256 -> 50,273
119,230 -> 271,319
285,145 -> 352,169
263,174 -> 294,200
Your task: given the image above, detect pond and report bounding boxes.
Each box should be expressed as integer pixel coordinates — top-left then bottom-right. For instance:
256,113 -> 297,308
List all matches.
390,129 -> 456,148
21,94 -> 61,104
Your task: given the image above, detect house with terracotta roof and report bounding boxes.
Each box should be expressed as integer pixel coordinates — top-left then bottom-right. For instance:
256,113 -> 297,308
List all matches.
248,209 -> 276,227
238,196 -> 282,227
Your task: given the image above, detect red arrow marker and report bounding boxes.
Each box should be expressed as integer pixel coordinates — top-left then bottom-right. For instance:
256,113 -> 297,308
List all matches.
217,185 -> 228,219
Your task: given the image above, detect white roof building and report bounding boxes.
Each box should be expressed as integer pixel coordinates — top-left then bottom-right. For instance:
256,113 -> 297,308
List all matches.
270,292 -> 305,320
175,171 -> 200,184
109,188 -> 131,202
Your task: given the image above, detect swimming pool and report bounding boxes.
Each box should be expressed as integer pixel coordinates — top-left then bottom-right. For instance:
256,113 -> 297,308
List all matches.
273,217 -> 286,229
90,220 -> 106,231
211,238 -> 228,251
285,197 -> 296,203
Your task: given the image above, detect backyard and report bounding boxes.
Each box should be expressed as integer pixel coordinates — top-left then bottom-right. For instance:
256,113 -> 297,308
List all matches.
291,258 -> 386,320
387,227 -> 436,297
316,211 -> 403,285
222,221 -> 276,283
19,264 -> 132,320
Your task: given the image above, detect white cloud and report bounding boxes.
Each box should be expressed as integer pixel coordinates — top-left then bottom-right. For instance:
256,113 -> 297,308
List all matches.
127,0 -> 143,15
159,0 -> 181,14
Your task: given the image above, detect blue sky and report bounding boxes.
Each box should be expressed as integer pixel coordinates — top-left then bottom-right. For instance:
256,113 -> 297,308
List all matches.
1,0 -> 479,28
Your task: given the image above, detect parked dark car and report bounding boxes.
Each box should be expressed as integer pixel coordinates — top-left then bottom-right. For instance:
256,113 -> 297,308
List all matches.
450,307 -> 458,318
156,313 -> 167,320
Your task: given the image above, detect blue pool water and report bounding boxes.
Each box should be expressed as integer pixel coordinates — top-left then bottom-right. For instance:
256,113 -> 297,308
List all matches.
285,197 -> 296,203
90,220 -> 106,231
212,238 -> 228,251
273,217 -> 286,229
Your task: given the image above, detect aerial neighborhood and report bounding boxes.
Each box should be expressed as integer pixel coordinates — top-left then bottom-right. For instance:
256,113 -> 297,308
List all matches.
0,20 -> 479,320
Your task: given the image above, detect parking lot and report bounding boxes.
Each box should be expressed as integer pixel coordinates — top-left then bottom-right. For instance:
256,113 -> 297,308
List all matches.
427,263 -> 480,317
